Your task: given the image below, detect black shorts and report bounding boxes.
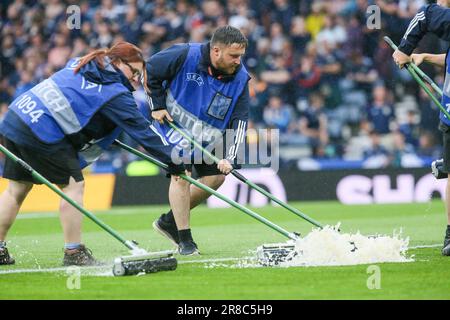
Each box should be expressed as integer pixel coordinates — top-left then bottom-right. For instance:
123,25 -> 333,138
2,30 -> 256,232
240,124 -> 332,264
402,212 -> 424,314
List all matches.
2,138 -> 83,185
186,162 -> 222,178
439,122 -> 450,172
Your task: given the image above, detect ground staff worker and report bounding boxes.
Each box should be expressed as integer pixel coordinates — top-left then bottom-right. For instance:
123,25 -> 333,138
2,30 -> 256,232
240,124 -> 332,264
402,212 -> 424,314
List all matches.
393,0 -> 450,256
147,26 -> 250,255
0,42 -> 183,266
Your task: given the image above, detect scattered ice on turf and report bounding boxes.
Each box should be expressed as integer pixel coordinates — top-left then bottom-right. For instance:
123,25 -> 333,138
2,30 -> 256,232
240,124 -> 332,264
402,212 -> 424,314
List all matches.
204,263 -> 230,269
281,224 -> 412,267
203,257 -> 261,269
203,224 -> 412,269
11,242 -> 42,269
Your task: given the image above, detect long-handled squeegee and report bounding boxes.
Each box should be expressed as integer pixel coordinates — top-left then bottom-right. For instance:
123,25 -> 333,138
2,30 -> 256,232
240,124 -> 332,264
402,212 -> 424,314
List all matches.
165,121 -> 324,229
0,143 -> 177,276
114,140 -> 302,266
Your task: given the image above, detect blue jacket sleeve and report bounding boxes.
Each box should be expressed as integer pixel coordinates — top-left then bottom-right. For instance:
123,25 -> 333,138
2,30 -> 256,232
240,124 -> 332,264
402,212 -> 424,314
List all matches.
399,4 -> 450,55
99,93 -> 183,172
225,83 -> 249,165
78,127 -> 123,169
146,43 -> 190,111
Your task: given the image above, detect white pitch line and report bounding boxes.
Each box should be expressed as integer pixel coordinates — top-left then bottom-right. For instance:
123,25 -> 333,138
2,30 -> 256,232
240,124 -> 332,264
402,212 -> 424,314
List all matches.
0,244 -> 443,275
16,212 -> 58,219
179,257 -> 245,264
410,244 -> 441,249
0,265 -> 109,275
15,207 -> 170,220
0,257 -> 244,275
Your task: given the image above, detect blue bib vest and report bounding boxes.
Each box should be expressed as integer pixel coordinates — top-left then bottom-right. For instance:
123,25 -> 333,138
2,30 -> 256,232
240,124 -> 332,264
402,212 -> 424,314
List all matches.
9,59 -> 129,144
77,99 -> 151,168
441,49 -> 450,126
152,43 -> 249,152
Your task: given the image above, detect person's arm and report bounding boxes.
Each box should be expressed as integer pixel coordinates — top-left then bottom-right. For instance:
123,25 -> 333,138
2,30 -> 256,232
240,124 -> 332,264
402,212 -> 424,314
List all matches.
299,117 -> 319,138
411,53 -> 446,68
100,93 -> 184,173
319,62 -> 341,74
260,69 -> 291,84
393,4 -> 450,67
318,113 -> 328,145
219,83 -> 250,174
146,43 -> 190,123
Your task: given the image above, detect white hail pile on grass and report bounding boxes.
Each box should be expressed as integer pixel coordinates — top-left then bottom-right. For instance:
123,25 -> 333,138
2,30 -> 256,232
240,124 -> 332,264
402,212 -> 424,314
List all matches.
281,225 -> 412,267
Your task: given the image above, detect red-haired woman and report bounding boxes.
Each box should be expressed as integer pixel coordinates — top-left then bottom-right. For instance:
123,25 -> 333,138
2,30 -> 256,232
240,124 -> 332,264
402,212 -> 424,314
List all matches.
0,42 -> 183,266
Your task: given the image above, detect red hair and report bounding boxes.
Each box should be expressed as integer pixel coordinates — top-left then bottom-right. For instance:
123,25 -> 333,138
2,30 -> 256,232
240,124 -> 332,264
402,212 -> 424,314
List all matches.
74,41 -> 149,92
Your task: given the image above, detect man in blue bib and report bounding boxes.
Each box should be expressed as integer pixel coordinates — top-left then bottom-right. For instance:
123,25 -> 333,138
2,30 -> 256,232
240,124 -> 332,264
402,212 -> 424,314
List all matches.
393,0 -> 450,256
146,26 -> 250,255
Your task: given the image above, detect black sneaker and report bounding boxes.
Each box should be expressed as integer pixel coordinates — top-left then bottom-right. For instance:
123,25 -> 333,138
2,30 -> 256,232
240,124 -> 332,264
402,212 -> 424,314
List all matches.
431,159 -> 447,179
178,240 -> 200,256
153,215 -> 180,246
63,245 -> 102,266
443,243 -> 450,256
443,231 -> 450,256
0,247 -> 15,265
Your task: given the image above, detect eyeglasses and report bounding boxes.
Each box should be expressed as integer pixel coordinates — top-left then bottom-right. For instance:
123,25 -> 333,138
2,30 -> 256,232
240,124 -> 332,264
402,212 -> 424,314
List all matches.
123,60 -> 142,79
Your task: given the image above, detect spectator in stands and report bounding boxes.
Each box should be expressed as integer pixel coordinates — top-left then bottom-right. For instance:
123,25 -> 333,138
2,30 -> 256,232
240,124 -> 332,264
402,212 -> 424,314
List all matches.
0,104 -> 8,122
399,109 -> 420,148
271,0 -> 294,33
263,95 -> 294,134
366,85 -> 395,135
260,53 -> 291,97
315,40 -> 344,107
342,14 -> 364,58
299,92 -> 329,155
96,20 -> 115,48
292,48 -> 322,100
48,32 -> 72,69
418,88 -> 440,137
201,0 -> 225,25
269,22 -> 287,55
290,16 -> 311,57
373,37 -> 394,84
253,37 -> 272,73
362,130 -> 390,168
417,130 -> 442,159
345,50 -> 378,94
71,37 -> 90,58
121,4 -> 143,44
1,35 -> 18,78
390,130 -> 422,168
306,1 -> 326,39
248,72 -> 269,126
13,71 -> 34,99
316,15 -> 347,49
0,79 -> 12,105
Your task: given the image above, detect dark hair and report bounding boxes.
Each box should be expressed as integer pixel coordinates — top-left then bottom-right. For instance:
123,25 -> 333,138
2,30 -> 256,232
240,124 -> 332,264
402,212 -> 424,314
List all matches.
211,25 -> 248,48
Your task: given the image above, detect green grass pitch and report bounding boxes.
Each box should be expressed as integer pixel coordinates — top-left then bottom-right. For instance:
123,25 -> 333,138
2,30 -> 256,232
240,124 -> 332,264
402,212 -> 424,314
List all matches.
0,200 -> 449,299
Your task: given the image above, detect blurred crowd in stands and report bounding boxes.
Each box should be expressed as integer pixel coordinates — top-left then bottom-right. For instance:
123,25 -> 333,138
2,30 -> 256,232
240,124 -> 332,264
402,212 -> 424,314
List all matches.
0,0 -> 447,172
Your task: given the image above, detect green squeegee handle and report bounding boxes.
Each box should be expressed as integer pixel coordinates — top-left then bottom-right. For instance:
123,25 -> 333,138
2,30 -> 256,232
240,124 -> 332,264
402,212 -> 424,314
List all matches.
113,140 -> 298,240
0,143 -> 136,250
384,36 -> 443,97
166,121 -> 324,229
